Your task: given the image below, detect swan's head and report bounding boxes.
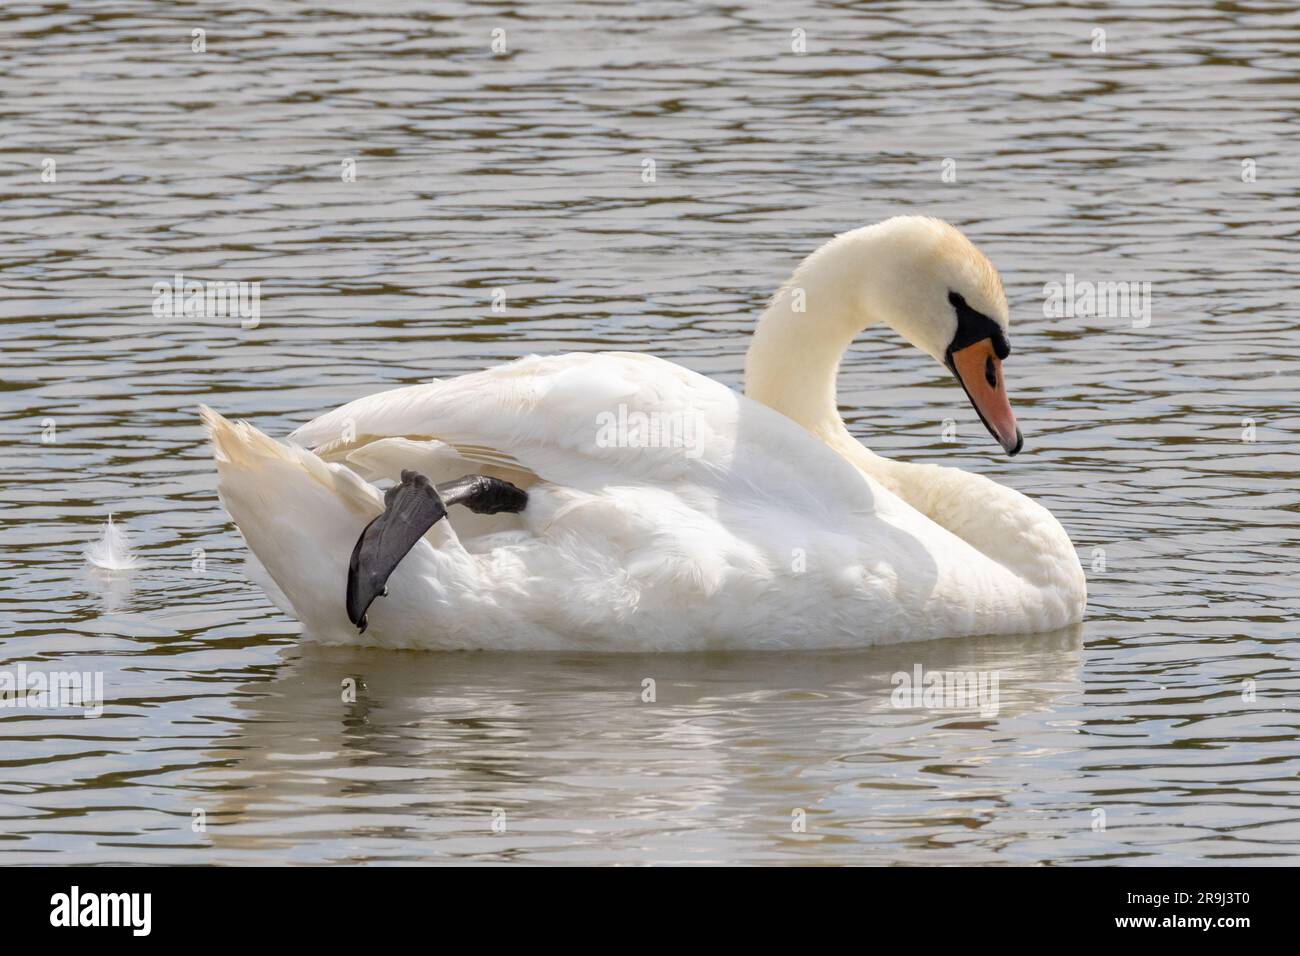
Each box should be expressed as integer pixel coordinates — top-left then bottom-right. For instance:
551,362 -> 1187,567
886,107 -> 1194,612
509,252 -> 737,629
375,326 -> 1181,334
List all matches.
852,217 -> 1021,455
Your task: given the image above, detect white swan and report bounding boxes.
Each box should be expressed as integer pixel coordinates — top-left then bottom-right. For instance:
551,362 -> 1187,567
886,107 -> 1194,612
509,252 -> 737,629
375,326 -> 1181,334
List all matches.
203,216 -> 1086,650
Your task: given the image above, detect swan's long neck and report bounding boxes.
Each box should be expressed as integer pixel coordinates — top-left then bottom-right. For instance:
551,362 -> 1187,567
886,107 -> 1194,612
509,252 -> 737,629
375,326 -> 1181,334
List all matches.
745,234 -> 924,511
742,240 -> 1086,614
744,236 -> 867,444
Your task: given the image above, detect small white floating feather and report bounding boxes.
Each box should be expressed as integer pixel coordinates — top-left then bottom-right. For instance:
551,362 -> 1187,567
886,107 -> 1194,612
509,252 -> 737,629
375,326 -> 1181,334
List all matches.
84,513 -> 140,571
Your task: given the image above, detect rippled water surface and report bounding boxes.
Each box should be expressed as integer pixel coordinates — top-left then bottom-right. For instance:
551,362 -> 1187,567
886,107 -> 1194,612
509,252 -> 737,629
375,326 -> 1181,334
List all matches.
1,1 -> 1298,864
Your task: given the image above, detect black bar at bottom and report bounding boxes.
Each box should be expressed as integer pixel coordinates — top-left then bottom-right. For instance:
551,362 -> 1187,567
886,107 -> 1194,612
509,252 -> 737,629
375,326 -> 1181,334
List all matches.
0,865 -> 1281,941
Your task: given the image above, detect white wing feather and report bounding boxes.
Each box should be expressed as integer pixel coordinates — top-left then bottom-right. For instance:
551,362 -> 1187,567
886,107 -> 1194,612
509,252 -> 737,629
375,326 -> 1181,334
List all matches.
289,352 -> 888,521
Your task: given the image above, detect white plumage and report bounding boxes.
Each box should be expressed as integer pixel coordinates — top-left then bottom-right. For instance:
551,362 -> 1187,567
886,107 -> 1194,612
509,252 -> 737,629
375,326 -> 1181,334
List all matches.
203,217 -> 1086,650
83,513 -> 140,572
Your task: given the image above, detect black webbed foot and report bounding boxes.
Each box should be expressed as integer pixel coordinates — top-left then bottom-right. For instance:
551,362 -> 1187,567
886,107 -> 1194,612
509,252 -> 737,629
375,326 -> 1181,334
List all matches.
346,470 -> 446,632
345,470 -> 528,632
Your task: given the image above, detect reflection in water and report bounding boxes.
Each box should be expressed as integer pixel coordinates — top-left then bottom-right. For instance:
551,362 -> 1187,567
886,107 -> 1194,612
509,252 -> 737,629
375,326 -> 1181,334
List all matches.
1,0 -> 1298,864
81,565 -> 136,615
198,629 -> 1084,864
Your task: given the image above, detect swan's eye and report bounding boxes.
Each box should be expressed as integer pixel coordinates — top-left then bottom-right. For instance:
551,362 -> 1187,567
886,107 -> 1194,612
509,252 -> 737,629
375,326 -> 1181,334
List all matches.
985,355 -> 997,388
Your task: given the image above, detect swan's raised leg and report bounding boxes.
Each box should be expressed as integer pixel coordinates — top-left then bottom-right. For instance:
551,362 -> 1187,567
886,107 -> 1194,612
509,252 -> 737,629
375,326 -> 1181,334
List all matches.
435,473 -> 532,516
345,469 -> 527,632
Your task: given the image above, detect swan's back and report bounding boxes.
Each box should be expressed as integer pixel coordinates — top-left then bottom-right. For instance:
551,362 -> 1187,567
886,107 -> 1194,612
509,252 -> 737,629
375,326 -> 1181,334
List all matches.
289,352 -> 894,526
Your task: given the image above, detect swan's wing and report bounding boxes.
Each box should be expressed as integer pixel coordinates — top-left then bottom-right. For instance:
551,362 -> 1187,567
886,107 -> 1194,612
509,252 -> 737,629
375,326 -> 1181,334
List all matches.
291,352 -> 709,486
288,352 -> 883,517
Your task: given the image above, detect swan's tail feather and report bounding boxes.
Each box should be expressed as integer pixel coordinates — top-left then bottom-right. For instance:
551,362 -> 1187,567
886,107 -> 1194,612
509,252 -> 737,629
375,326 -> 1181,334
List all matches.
201,405 -> 384,640
201,405 -> 379,512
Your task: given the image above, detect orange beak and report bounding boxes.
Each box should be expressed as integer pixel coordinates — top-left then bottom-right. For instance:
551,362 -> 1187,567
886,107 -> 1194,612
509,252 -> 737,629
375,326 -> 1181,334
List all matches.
948,339 -> 1023,456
